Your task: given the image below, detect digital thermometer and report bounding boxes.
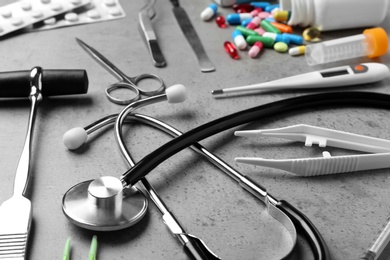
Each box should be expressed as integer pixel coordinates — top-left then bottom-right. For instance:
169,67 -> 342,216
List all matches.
212,63 -> 390,95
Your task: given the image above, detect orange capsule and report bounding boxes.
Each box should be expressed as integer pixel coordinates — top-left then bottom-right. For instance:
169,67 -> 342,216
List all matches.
270,22 -> 293,33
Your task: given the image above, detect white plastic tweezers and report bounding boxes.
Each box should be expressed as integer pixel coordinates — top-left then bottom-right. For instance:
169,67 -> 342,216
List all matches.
234,124 -> 390,176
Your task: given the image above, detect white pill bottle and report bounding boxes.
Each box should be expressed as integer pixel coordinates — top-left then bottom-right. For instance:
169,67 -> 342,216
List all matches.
280,0 -> 389,31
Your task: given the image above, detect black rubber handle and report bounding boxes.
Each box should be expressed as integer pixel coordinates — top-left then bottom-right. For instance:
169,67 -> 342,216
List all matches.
276,200 -> 330,260
0,69 -> 88,97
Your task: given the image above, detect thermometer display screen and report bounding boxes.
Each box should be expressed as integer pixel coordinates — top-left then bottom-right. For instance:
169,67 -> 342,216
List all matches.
320,69 -> 349,78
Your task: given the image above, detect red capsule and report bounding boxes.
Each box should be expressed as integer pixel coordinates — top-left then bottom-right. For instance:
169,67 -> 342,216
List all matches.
232,4 -> 254,13
224,41 -> 239,60
215,15 -> 227,28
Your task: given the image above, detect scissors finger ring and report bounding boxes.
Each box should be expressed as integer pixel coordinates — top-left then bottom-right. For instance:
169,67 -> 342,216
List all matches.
133,73 -> 165,96
105,82 -> 140,105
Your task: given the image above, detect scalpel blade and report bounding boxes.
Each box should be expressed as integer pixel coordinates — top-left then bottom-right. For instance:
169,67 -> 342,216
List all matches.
171,3 -> 215,73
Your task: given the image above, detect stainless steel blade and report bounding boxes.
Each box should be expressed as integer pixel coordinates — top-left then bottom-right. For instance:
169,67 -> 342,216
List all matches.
172,6 -> 215,73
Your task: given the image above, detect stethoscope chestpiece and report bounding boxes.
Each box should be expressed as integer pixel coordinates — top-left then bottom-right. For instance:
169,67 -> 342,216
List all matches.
62,176 -> 148,231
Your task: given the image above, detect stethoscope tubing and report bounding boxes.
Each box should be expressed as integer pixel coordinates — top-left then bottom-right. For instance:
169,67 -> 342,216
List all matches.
118,91 -> 390,259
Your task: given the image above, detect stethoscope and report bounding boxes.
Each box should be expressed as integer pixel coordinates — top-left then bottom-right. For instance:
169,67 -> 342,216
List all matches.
61,89 -> 390,259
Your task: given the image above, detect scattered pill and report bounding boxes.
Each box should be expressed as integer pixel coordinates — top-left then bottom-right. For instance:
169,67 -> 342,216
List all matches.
260,19 -> 281,34
246,16 -> 261,30
215,15 -> 227,28
224,41 -> 240,59
250,2 -> 271,9
200,3 -> 218,21
289,45 -> 306,56
226,13 -> 252,25
265,4 -> 279,12
20,1 -> 32,11
263,32 -> 290,44
274,41 -> 288,52
232,4 -> 254,13
65,12 -> 78,22
232,29 -> 247,50
248,41 -> 264,58
246,35 -> 275,48
43,17 -> 56,25
241,18 -> 252,27
303,27 -> 321,42
258,11 -> 271,19
250,8 -> 262,17
236,25 -> 259,37
273,10 -> 290,22
31,10 -> 44,18
270,22 -> 293,33
254,27 -> 266,35
283,33 -> 303,45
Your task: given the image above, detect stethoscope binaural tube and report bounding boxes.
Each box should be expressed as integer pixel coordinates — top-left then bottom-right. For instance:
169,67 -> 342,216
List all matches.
118,91 -> 390,260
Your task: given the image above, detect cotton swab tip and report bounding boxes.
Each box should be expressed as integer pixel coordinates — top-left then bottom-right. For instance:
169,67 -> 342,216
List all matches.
166,84 -> 187,103
63,127 -> 88,150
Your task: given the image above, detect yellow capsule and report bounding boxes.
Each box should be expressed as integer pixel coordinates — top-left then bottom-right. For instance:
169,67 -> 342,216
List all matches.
302,27 -> 321,42
289,46 -> 306,56
273,10 -> 290,22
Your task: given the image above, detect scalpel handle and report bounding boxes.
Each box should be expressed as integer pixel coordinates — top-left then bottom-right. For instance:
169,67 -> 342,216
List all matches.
0,69 -> 88,97
276,200 -> 330,260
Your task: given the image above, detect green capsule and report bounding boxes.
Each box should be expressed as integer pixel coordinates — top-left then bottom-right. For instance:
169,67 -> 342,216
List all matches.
246,35 -> 275,48
260,19 -> 281,34
235,25 -> 259,37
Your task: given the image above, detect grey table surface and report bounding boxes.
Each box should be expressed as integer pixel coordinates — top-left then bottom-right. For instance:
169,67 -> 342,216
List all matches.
1,1 -> 390,260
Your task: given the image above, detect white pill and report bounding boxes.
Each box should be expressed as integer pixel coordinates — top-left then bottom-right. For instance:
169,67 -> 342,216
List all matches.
234,36 -> 247,50
108,7 -> 122,17
51,3 -> 63,12
31,10 -> 44,18
1,9 -> 12,18
44,17 -> 56,25
11,17 -> 24,26
69,0 -> 82,5
87,10 -> 101,19
104,0 -> 116,7
20,1 -> 32,11
65,12 -> 79,22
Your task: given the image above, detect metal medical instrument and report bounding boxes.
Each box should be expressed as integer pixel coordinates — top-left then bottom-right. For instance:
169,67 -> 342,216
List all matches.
211,63 -> 390,95
138,0 -> 166,67
169,0 -> 216,73
76,38 -> 166,105
0,67 -> 88,260
235,124 -> 390,176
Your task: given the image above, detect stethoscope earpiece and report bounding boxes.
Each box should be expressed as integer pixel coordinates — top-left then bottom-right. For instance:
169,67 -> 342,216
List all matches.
62,176 -> 148,231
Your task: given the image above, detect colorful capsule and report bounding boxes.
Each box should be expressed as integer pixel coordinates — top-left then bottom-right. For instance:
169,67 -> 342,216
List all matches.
289,46 -> 306,56
224,41 -> 239,59
227,13 -> 253,25
246,16 -> 261,30
246,35 -> 274,48
271,22 -> 293,33
263,32 -> 290,44
232,4 -> 254,13
265,4 -> 280,13
250,8 -> 263,17
248,41 -> 264,58
200,3 -> 218,21
232,30 -> 247,50
274,42 -> 288,53
250,2 -> 271,9
283,33 -> 304,45
273,10 -> 290,22
260,19 -> 281,34
236,25 -> 259,37
215,15 -> 227,28
254,27 -> 266,35
241,18 -> 252,27
258,11 -> 272,19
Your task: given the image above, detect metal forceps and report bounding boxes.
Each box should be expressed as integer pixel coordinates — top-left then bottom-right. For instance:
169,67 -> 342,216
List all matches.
76,38 -> 165,105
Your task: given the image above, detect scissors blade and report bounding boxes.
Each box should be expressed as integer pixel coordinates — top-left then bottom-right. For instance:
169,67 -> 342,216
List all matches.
75,38 -> 126,82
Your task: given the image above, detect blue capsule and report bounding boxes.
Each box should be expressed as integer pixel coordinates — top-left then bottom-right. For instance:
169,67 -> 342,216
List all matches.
283,33 -> 304,45
250,2 -> 271,9
232,30 -> 247,50
226,13 -> 252,25
263,32 -> 290,44
265,4 -> 280,12
241,18 -> 252,27
200,3 -> 218,21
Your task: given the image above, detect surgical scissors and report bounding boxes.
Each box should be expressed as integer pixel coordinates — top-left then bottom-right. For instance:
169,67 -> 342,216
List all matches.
76,38 -> 165,105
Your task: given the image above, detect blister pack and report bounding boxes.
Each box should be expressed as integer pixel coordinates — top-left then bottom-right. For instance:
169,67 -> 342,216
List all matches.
0,0 -> 91,37
25,0 -> 125,32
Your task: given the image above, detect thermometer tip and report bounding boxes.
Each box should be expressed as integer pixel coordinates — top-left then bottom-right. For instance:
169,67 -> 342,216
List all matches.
211,89 -> 223,95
